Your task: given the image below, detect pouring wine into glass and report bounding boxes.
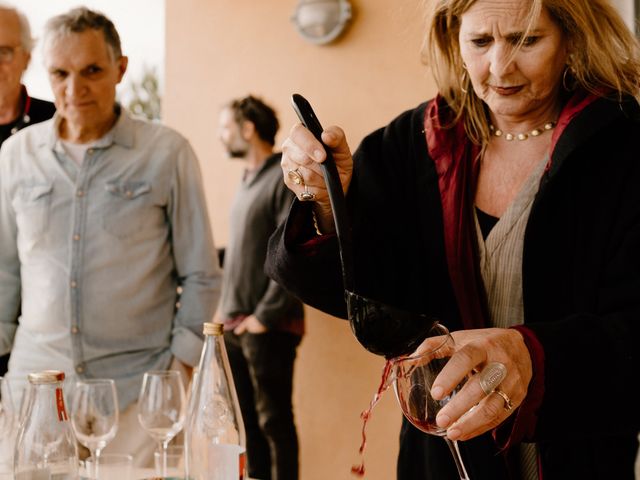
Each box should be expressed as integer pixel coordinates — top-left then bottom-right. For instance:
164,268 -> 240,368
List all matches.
291,94 -> 473,478
390,322 -> 471,479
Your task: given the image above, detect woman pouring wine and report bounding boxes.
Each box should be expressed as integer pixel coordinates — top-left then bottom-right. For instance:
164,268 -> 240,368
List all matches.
266,0 -> 640,478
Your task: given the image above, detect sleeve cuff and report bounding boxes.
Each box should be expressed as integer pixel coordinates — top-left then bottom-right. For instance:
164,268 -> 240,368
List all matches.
170,326 -> 204,367
284,200 -> 336,252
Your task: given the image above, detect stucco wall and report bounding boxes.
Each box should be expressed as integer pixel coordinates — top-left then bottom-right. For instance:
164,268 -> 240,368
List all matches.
163,1 -> 438,478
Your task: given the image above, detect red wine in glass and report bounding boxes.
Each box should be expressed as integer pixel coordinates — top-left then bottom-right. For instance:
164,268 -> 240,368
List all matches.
352,324 -> 470,478
392,323 -> 471,480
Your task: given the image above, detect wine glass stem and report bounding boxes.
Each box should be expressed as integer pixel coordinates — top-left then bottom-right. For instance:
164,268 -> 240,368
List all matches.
160,440 -> 169,477
445,438 -> 471,480
90,449 -> 99,479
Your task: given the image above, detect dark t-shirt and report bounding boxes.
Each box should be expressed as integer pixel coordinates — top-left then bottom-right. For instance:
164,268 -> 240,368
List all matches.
0,95 -> 56,146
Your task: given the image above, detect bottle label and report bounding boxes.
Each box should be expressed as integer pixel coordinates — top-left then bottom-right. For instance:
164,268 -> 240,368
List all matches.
189,443 -> 245,479
239,449 -> 246,480
55,387 -> 68,421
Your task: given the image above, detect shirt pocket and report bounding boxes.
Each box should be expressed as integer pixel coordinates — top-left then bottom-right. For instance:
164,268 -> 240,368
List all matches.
12,183 -> 53,243
102,180 -> 163,239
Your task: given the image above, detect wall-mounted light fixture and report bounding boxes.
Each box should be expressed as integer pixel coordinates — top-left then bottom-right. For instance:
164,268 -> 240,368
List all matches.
291,0 -> 353,46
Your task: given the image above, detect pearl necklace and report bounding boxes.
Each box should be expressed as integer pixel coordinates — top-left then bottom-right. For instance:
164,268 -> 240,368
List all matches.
489,121 -> 556,141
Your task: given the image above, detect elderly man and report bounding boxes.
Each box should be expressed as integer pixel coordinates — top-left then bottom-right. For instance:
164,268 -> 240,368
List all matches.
0,4 -> 55,376
0,4 -> 55,145
0,7 -> 220,465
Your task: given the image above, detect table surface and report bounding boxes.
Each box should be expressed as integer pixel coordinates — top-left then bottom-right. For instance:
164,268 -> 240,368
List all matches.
0,470 -> 258,479
0,467 -> 164,479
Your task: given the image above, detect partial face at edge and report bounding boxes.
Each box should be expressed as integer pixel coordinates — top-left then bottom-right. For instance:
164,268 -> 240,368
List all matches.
0,9 -> 30,97
218,107 -> 250,159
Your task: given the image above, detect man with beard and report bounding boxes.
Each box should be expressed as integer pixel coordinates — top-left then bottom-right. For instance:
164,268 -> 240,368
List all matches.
215,95 -> 304,480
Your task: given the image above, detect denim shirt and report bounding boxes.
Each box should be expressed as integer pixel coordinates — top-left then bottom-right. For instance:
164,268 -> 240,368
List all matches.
0,108 -> 221,409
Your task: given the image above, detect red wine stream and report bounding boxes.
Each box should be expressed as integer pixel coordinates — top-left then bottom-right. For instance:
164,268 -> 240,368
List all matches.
351,359 -> 393,477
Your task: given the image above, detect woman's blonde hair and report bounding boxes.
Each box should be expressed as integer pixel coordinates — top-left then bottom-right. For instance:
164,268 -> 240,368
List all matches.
425,0 -> 640,145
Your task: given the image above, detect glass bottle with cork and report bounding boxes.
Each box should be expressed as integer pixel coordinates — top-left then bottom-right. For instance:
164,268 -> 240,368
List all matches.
13,370 -> 79,479
185,322 -> 246,480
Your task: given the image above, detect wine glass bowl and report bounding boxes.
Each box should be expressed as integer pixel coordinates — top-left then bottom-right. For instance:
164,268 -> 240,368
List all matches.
390,323 -> 471,480
70,379 -> 119,461
392,345 -> 464,433
0,376 -> 12,432
0,376 -> 14,470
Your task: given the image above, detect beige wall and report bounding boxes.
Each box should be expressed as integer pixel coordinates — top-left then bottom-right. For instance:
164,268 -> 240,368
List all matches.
164,1 -> 438,478
610,0 -> 635,32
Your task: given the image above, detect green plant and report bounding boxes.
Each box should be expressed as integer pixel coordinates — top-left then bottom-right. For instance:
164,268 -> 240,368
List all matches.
127,66 -> 162,120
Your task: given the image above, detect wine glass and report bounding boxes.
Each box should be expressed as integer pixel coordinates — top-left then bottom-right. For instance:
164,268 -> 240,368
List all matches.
0,376 -> 11,430
137,370 -> 186,477
0,375 -> 30,471
1,375 -> 30,425
70,378 -> 119,472
0,376 -> 13,471
390,323 -> 471,480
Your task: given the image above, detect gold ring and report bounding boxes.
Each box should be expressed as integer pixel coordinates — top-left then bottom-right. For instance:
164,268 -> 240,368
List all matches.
491,388 -> 513,412
299,187 -> 316,201
287,168 -> 304,186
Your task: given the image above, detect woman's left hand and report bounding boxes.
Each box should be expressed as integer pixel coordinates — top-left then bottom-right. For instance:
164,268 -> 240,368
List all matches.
428,327 -> 533,440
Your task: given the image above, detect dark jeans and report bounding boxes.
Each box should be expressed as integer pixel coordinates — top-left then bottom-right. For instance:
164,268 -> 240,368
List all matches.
224,330 -> 301,480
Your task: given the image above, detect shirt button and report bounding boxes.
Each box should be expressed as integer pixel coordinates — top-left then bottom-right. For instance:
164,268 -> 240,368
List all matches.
76,365 -> 84,374
87,148 -> 94,155
125,190 -> 133,197
73,234 -> 80,241
71,326 -> 79,334
70,280 -> 77,288
76,190 -> 84,197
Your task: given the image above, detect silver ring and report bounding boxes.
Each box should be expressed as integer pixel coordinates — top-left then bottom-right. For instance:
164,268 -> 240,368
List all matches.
287,168 -> 304,186
478,362 -> 507,396
491,388 -> 513,411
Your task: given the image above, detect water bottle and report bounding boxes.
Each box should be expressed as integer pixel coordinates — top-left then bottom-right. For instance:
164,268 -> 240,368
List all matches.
185,322 -> 246,479
14,370 -> 79,479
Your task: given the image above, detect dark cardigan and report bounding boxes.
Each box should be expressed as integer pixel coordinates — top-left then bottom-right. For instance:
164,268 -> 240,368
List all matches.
266,94 -> 640,479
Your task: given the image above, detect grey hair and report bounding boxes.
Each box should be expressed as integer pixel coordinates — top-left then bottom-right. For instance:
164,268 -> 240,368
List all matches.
44,7 -> 122,59
0,3 -> 34,53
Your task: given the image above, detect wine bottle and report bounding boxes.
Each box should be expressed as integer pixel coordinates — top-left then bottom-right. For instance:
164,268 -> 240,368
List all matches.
184,322 -> 246,480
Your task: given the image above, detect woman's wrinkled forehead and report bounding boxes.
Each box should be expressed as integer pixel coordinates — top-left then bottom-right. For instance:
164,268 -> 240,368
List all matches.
456,0 -> 543,38
459,0 -> 534,21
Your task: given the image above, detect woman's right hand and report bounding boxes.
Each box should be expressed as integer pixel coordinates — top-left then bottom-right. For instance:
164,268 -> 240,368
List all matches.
280,123 -> 353,233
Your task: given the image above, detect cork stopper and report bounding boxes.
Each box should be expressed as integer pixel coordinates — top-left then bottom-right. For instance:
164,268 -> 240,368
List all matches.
28,370 -> 66,384
203,322 -> 223,336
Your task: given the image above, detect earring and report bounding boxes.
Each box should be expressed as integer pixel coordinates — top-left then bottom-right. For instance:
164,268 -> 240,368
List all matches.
563,53 -> 577,91
460,69 -> 469,94
562,65 -> 575,91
